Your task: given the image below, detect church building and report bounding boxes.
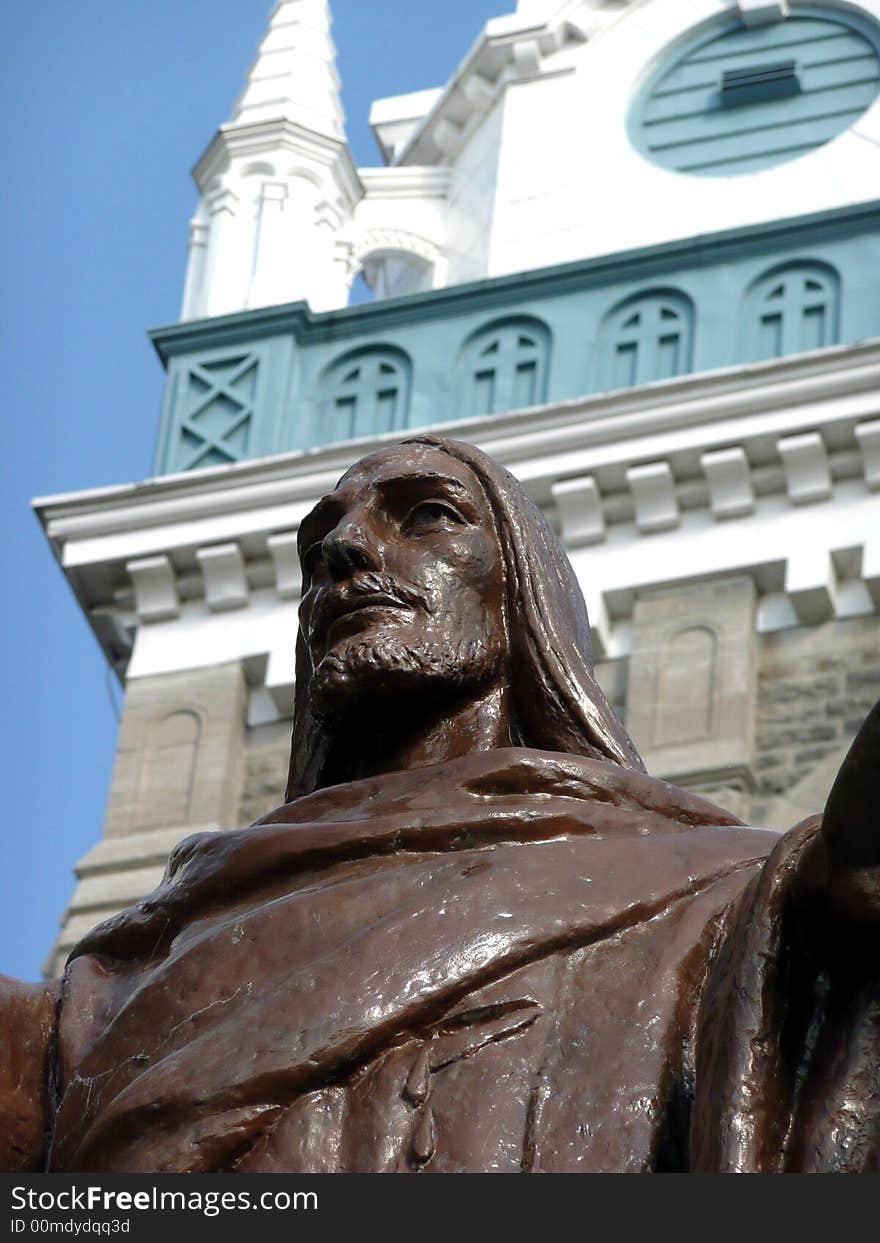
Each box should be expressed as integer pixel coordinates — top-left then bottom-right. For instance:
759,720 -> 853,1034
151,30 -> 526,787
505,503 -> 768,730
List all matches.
36,0 -> 880,974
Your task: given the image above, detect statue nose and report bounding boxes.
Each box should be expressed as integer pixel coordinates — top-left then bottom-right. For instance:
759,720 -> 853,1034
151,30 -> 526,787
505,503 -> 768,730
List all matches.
322,520 -> 381,580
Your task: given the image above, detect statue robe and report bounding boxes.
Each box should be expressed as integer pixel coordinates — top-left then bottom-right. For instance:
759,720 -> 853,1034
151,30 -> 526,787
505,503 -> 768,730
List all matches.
46,748 -> 879,1173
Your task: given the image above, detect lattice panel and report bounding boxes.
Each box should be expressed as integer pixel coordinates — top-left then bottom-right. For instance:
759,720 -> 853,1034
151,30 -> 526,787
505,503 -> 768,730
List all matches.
177,355 -> 258,470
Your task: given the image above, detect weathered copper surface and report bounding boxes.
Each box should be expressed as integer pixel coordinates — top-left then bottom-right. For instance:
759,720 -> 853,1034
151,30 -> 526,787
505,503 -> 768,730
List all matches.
2,437 -> 878,1172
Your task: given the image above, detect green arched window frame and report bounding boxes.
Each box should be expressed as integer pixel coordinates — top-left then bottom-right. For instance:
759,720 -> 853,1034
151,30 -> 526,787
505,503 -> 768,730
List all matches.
742,260 -> 840,361
319,345 -> 412,441
456,317 -> 551,418
596,289 -> 695,391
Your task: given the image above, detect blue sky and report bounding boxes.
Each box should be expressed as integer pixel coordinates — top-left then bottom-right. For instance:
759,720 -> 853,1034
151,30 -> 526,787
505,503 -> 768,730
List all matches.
2,0 -> 506,980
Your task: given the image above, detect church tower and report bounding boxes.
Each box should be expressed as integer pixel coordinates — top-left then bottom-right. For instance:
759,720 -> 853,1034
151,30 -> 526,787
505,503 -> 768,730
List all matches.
182,0 -> 360,318
37,0 -> 880,973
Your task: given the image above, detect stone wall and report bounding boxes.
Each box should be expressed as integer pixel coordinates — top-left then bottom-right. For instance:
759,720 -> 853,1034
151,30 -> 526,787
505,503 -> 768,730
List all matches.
46,609 -> 877,976
234,612 -> 879,831
623,578 -> 758,819
239,721 -> 291,826
752,614 -> 880,828
236,660 -> 632,828
46,661 -> 248,977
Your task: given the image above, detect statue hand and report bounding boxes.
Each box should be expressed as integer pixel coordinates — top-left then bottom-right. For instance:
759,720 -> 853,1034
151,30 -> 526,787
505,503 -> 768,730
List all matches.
800,699 -> 880,927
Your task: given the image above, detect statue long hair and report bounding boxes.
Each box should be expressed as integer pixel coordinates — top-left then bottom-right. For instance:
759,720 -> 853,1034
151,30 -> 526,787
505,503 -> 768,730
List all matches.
285,436 -> 644,800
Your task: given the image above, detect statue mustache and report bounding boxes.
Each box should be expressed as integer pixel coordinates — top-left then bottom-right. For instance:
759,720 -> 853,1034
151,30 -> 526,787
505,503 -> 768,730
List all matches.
310,572 -> 432,640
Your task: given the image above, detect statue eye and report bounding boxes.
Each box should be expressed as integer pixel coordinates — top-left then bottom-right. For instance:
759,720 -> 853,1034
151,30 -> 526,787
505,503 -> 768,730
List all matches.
404,500 -> 465,530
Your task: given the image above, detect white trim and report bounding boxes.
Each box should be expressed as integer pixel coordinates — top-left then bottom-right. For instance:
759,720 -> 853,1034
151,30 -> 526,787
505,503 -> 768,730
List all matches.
34,340 -> 880,702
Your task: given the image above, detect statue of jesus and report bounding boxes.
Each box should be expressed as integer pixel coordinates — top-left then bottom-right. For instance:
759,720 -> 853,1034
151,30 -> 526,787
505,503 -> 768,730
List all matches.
3,436 -> 878,1173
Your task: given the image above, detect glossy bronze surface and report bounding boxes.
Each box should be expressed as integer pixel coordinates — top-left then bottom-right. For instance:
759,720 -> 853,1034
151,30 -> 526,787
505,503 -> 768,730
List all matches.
3,437 -> 878,1172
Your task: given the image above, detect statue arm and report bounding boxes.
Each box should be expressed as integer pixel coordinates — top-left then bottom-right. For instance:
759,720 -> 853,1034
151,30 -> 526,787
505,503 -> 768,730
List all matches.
691,703 -> 880,1171
0,975 -> 59,1171
798,698 -> 880,927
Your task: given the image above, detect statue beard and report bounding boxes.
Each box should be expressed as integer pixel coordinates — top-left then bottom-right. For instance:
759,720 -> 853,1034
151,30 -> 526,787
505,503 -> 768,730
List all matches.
309,628 -> 502,725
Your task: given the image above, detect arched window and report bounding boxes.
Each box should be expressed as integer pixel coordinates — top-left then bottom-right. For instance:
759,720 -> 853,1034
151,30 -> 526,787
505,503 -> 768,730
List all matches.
319,346 -> 412,440
350,229 -> 442,303
743,262 -> 840,361
654,627 -> 717,746
138,710 -> 202,828
457,318 -> 551,418
597,291 -> 694,391
360,252 -> 434,300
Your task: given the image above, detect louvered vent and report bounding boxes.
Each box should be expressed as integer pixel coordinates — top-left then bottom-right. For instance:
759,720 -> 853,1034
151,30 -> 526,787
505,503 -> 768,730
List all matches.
720,61 -> 801,107
631,8 -> 880,176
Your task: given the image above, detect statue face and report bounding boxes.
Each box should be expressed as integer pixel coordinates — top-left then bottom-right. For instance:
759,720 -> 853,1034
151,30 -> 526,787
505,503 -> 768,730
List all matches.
298,443 -> 507,717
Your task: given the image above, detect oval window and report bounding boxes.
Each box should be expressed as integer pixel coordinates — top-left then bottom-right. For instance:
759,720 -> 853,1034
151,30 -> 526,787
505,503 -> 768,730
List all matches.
629,7 -> 880,176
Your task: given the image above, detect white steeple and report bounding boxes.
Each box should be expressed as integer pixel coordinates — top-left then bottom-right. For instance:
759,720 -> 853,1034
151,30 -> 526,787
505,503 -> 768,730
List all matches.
231,0 -> 346,138
182,0 -> 361,320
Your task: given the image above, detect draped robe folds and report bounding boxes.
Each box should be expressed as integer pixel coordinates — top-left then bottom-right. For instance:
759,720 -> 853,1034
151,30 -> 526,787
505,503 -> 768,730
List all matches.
45,748 -> 878,1174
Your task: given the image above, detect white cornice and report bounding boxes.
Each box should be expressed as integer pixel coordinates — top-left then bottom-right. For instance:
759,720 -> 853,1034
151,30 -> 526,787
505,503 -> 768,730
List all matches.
386,0 -> 646,168
193,119 -> 363,206
34,341 -> 880,682
36,337 -> 880,539
358,167 -> 451,200
392,8 -> 591,166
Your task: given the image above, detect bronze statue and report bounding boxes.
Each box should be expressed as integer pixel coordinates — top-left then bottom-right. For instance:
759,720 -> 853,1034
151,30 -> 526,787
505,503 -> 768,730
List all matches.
2,436 -> 878,1173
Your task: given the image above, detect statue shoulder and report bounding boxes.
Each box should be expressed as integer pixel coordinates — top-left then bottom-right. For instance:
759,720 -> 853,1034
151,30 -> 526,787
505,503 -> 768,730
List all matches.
0,974 -> 59,1172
